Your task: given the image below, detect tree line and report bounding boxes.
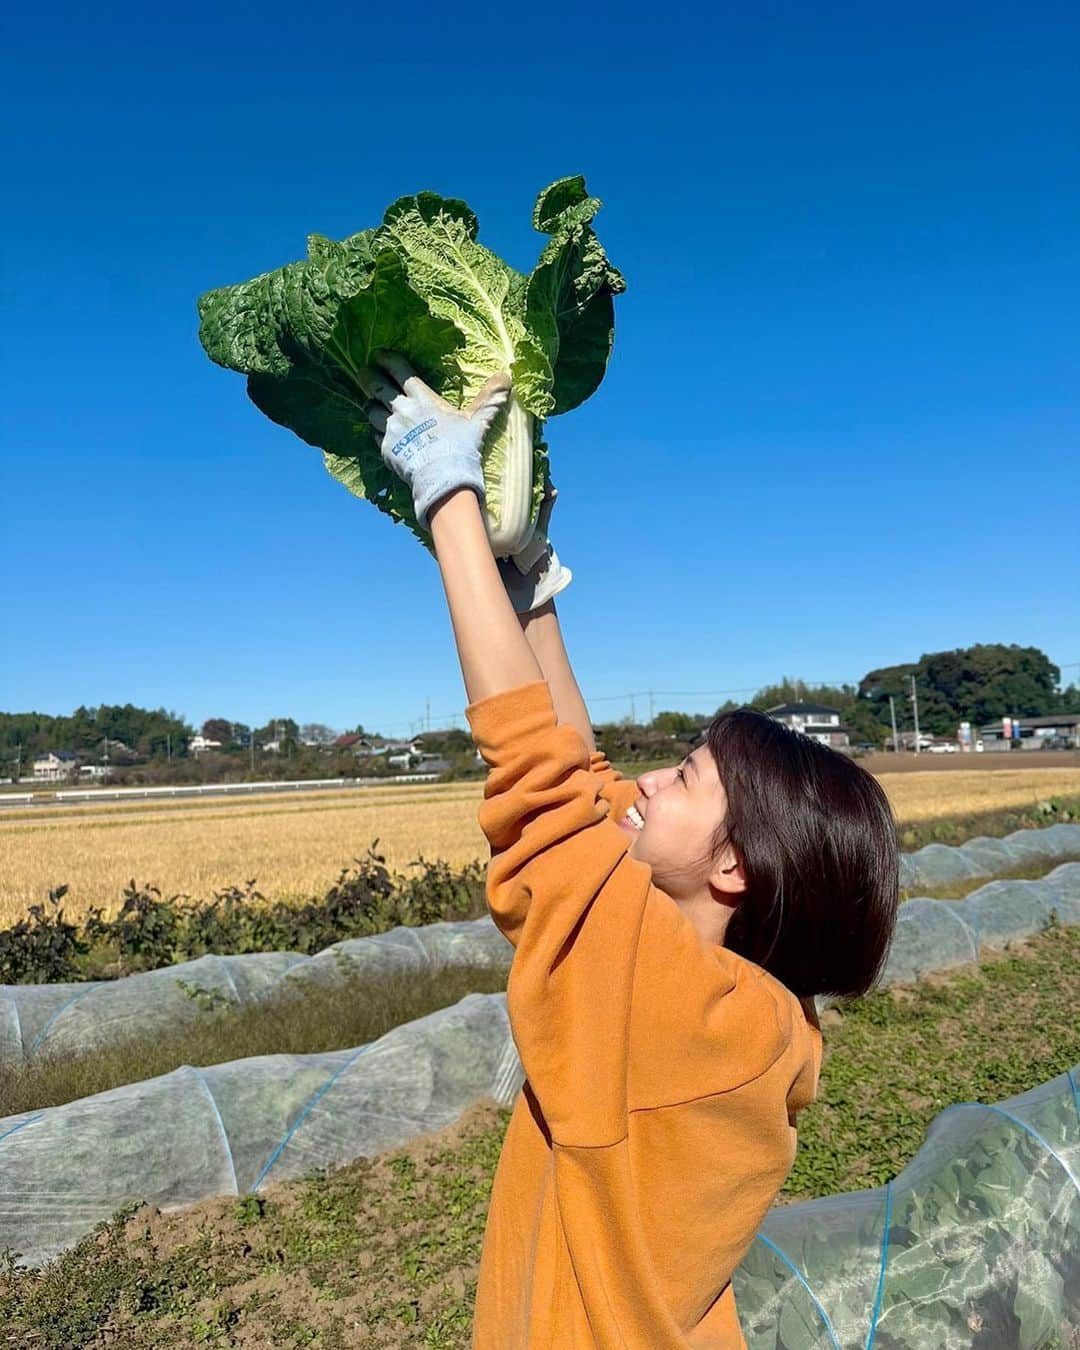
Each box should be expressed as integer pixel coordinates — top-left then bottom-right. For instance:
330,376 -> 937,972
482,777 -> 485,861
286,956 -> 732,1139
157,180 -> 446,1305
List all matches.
2,643 -> 1076,780
619,644 -> 1076,760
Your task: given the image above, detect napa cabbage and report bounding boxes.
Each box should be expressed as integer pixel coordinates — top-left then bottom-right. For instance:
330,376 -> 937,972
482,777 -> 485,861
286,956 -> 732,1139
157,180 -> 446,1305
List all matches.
197,176 -> 625,555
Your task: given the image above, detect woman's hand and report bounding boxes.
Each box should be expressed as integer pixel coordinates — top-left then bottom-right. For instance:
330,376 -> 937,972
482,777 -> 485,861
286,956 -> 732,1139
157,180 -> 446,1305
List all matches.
360,351 -> 511,531
496,475 -> 573,615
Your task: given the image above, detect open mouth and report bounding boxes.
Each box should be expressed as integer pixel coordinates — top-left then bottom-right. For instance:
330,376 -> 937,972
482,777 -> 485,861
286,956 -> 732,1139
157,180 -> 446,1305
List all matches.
620,804 -> 645,833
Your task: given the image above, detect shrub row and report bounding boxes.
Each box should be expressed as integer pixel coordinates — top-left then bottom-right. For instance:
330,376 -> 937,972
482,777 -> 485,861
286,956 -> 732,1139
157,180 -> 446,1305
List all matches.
0,843 -> 487,985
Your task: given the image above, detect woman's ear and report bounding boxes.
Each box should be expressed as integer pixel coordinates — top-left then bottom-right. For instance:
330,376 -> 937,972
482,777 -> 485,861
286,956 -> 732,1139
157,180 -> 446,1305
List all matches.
708,847 -> 747,896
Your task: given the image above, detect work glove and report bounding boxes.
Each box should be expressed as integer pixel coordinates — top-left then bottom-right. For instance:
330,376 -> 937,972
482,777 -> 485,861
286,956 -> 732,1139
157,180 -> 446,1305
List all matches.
360,350 -> 511,532
495,471 -> 573,615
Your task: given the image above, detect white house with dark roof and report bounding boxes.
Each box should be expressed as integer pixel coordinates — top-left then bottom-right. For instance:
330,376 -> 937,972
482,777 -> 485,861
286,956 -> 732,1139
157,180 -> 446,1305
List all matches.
33,750 -> 78,781
766,702 -> 852,750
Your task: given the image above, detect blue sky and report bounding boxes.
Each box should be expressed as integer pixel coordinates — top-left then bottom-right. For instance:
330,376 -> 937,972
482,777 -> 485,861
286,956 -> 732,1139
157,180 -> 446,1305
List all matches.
4,2 -> 1078,737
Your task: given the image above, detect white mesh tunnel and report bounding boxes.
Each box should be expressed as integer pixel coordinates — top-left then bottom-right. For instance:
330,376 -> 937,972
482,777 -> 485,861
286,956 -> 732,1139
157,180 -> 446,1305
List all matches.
732,1064 -> 1080,1348
898,822 -> 1080,890
0,918 -> 515,1068
873,862 -> 1080,986
0,951 -> 307,1069
0,992 -> 523,1269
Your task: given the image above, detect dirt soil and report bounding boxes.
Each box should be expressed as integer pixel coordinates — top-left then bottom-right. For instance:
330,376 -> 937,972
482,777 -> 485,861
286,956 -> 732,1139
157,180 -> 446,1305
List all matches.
102,1099 -> 509,1348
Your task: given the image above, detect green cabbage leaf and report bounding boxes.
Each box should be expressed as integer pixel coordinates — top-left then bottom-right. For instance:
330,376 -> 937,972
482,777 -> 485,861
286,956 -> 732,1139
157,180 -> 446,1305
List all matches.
197,176 -> 624,555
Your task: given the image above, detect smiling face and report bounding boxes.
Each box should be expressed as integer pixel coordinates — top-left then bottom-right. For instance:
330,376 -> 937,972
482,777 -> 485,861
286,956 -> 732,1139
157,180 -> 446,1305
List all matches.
616,748 -> 747,948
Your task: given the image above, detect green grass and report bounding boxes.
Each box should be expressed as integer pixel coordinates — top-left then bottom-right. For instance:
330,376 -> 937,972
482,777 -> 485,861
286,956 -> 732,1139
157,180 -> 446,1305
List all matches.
1,926 -> 1076,1348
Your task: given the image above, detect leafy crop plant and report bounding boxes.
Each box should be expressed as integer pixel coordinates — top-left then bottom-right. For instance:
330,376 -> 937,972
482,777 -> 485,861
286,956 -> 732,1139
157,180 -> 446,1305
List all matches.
197,177 -> 625,555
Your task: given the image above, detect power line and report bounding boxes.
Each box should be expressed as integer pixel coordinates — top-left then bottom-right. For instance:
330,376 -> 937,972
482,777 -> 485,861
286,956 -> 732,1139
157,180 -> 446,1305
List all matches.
368,677 -> 866,734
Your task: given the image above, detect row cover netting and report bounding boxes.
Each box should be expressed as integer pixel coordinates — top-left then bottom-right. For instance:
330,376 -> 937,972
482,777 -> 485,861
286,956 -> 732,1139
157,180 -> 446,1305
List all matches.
4,825 -> 1078,1070
898,822 -> 1080,890
0,992 -> 524,1269
870,861 -> 1080,989
1,918 -> 513,1069
0,868 -> 1077,1293
734,1066 -> 1080,1349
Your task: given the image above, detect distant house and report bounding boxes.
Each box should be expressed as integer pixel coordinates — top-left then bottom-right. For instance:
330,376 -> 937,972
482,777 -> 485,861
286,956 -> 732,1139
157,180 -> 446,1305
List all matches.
977,714 -> 1080,751
767,702 -> 852,751
333,733 -> 372,753
33,750 -> 78,781
190,734 -> 223,754
386,740 -> 425,770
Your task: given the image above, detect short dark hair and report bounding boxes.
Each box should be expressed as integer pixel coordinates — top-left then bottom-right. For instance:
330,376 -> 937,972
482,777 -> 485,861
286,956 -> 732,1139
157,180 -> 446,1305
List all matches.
701,709 -> 898,999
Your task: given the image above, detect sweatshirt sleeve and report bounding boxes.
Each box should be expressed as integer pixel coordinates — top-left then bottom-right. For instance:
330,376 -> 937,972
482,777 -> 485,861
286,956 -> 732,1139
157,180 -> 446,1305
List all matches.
465,682 -> 627,953
466,681 -> 810,1150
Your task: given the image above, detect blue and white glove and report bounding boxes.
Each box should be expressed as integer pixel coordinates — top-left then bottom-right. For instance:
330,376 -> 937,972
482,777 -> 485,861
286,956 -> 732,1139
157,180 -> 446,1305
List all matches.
496,474 -> 573,615
361,351 -> 511,532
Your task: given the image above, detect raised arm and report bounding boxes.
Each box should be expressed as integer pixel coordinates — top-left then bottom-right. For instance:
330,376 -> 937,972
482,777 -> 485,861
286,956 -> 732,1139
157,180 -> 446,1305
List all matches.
516,602 -> 596,754
428,488 -> 544,703
429,492 -> 595,749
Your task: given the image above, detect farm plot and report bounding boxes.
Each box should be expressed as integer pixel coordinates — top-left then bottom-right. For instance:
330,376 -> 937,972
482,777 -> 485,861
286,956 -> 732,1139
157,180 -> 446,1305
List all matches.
2,925 -> 1075,1349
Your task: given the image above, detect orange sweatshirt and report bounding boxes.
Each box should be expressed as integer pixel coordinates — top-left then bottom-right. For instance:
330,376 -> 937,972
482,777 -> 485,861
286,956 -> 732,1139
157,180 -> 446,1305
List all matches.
465,681 -> 823,1350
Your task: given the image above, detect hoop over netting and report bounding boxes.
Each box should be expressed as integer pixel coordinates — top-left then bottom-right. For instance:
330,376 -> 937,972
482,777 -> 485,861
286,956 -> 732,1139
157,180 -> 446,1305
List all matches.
878,862 -> 1080,985
0,918 -> 514,1069
899,823 -> 1080,891
0,991 -> 522,1268
732,1065 -> 1080,1348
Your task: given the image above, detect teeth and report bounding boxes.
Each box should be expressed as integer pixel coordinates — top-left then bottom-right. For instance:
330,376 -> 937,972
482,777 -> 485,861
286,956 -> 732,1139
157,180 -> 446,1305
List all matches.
625,805 -> 645,831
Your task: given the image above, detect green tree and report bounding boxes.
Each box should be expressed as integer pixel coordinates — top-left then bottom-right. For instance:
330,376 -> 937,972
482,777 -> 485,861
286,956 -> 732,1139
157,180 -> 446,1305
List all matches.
861,644 -> 1061,736
652,710 -> 703,737
255,718 -> 300,748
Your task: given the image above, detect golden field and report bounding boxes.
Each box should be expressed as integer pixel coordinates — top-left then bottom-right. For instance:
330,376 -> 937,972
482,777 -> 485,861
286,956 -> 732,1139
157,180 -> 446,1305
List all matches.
2,766 -> 1079,926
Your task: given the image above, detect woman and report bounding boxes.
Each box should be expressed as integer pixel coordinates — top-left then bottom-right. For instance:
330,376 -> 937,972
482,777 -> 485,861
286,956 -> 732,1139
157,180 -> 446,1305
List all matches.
360,352 -> 899,1349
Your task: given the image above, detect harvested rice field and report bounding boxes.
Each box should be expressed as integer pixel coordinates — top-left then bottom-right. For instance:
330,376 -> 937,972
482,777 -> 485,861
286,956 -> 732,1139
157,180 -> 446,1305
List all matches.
2,765 -> 1079,925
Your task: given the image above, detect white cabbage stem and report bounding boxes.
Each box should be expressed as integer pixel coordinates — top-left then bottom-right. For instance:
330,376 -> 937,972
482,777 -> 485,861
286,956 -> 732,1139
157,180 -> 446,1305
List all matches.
481,391 -> 535,557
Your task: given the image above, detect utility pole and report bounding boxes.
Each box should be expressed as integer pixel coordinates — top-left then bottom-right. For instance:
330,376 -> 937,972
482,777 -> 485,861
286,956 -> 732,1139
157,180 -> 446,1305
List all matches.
888,695 -> 899,753
426,696 -> 430,733
630,694 -> 636,724
910,675 -> 921,755
167,733 -> 171,762
648,690 -> 655,725
250,722 -> 255,776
